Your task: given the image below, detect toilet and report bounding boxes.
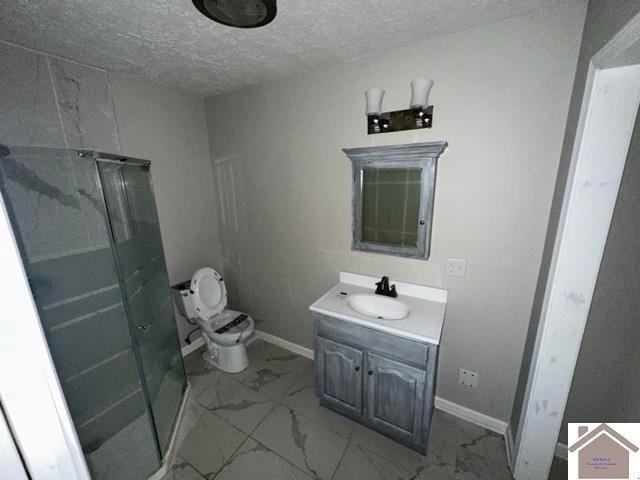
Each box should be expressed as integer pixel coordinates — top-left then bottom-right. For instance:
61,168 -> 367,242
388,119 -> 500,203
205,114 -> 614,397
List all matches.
174,267 -> 255,373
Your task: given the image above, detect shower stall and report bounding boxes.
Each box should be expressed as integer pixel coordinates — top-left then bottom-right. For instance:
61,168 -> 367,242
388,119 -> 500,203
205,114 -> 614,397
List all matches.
0,145 -> 187,480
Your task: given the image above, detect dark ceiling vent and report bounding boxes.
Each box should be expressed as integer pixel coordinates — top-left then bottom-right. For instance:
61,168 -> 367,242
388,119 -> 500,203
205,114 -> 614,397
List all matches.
192,0 -> 277,28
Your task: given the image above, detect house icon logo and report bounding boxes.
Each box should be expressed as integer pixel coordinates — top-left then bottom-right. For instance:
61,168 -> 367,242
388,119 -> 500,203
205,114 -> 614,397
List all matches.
568,423 -> 640,479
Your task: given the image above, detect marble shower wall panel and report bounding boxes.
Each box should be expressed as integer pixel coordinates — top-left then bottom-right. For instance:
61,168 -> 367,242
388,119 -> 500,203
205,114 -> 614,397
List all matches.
0,43 -> 65,147
0,42 -> 122,152
48,57 -> 121,152
0,153 -> 105,261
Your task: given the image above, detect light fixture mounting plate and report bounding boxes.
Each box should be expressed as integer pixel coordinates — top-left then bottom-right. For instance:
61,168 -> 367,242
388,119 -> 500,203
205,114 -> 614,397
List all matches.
367,106 -> 434,135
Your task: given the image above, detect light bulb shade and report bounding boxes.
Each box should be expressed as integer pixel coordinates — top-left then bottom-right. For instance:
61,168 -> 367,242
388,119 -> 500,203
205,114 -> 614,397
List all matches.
410,79 -> 434,109
365,89 -> 385,116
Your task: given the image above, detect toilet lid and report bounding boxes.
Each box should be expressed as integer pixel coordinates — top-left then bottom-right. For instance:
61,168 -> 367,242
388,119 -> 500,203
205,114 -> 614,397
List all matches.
190,267 -> 227,319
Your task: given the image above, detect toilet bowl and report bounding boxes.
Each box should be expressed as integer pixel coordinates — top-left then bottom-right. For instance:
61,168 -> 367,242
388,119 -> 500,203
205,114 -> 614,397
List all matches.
179,267 -> 255,373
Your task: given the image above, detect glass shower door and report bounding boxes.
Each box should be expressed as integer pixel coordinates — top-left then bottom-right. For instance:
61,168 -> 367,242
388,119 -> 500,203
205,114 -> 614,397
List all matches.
99,161 -> 186,454
0,147 -> 161,480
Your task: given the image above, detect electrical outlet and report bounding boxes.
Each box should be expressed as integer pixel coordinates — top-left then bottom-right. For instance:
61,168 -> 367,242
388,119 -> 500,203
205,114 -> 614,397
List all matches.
446,258 -> 467,277
458,368 -> 478,388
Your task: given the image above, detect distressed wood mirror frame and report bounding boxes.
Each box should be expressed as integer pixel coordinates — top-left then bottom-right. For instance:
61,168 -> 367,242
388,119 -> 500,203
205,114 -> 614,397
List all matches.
343,141 -> 448,260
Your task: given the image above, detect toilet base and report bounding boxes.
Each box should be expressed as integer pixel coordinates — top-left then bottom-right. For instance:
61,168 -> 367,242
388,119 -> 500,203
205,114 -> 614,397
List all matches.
202,343 -> 249,373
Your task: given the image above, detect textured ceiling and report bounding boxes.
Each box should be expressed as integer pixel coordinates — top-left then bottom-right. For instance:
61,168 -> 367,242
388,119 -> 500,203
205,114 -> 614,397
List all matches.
1,0 -> 559,97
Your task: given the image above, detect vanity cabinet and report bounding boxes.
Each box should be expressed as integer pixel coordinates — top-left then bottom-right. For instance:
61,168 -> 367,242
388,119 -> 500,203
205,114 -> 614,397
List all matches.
365,352 -> 427,445
315,337 -> 363,417
313,313 -> 438,454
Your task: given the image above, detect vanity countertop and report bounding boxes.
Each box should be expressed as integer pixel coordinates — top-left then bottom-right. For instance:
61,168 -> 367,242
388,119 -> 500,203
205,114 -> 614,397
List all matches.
309,272 -> 447,345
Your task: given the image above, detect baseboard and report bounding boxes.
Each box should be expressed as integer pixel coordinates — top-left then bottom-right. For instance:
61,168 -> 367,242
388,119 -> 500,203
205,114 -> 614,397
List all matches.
555,441 -> 567,460
180,336 -> 205,356
253,330 -> 314,359
179,329 -> 314,359
433,396 -> 508,435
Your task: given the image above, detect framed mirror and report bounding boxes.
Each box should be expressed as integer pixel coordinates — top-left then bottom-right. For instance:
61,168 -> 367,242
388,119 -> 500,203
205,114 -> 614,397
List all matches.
343,141 -> 447,259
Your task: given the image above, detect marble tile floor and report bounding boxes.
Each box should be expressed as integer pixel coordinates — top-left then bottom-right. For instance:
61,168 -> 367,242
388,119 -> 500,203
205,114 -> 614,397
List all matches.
163,339 -> 564,480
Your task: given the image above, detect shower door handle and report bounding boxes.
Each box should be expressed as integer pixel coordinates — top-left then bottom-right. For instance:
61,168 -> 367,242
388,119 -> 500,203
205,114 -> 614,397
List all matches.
136,325 -> 149,330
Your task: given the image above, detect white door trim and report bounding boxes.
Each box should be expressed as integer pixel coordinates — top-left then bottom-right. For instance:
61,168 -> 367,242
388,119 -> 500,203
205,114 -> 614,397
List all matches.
0,407 -> 27,480
0,192 -> 91,480
513,12 -> 640,479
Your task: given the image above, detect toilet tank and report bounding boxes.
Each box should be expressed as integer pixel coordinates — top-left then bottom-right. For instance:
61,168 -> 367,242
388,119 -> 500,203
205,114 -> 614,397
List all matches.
170,280 -> 197,320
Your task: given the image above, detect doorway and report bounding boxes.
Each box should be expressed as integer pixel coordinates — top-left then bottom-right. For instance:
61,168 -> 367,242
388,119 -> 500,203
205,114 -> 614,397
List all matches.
512,12 -> 640,479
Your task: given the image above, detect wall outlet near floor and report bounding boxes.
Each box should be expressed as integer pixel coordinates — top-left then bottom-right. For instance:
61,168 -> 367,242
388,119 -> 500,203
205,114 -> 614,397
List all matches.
446,258 -> 467,277
458,368 -> 478,388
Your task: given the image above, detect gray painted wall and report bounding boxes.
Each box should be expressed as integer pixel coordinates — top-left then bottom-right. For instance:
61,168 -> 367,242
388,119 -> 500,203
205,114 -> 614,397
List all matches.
558,108 -> 640,444
0,41 -> 222,347
205,1 -> 586,422
509,0 -> 640,441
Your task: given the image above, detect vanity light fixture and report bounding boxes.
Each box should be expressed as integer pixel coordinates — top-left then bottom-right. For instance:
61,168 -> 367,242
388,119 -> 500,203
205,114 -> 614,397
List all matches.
192,0 -> 277,28
365,79 -> 434,135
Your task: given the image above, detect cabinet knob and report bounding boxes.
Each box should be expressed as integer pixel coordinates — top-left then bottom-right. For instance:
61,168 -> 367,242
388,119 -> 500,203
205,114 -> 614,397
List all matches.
355,366 -> 360,372
368,370 -> 373,376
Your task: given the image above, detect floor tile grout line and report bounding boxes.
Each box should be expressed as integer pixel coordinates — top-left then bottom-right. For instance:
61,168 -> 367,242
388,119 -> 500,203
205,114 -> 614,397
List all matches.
191,355 -> 293,439
192,365 -> 315,479
330,435 -> 352,480
243,355 -> 344,478
249,402 -> 351,479
275,394 -> 355,441
172,454 -> 208,480
192,349 -> 324,401
183,343 -> 353,479
188,345 -> 306,404
174,376 -> 251,479
177,415 -> 247,480
244,435 -> 315,479
208,436 -> 254,480
192,379 -> 270,438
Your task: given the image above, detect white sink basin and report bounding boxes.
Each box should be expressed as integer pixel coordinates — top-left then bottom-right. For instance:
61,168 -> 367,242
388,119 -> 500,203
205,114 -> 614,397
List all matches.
347,294 -> 409,320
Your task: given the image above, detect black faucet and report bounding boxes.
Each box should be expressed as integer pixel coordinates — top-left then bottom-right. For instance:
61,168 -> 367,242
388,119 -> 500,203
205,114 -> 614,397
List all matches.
375,276 -> 398,298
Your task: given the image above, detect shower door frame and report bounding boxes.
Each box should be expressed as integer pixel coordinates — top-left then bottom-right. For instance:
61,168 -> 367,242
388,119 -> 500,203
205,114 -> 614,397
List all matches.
91,151 -> 164,465
92,150 -> 187,460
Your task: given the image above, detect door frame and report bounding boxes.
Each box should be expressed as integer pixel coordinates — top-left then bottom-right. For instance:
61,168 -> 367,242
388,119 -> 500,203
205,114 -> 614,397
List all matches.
513,12 -> 640,478
0,191 -> 91,479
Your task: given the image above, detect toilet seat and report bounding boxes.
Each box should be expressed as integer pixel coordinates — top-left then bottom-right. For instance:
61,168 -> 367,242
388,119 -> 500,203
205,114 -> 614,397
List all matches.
198,310 -> 255,340
190,267 -> 227,319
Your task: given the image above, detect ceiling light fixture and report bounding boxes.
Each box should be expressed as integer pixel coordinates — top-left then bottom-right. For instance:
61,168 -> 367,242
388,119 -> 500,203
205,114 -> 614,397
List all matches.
192,0 -> 277,28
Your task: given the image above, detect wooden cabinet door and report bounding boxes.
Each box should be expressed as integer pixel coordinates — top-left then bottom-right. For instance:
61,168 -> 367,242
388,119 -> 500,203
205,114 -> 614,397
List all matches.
365,352 -> 427,445
315,337 -> 364,418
